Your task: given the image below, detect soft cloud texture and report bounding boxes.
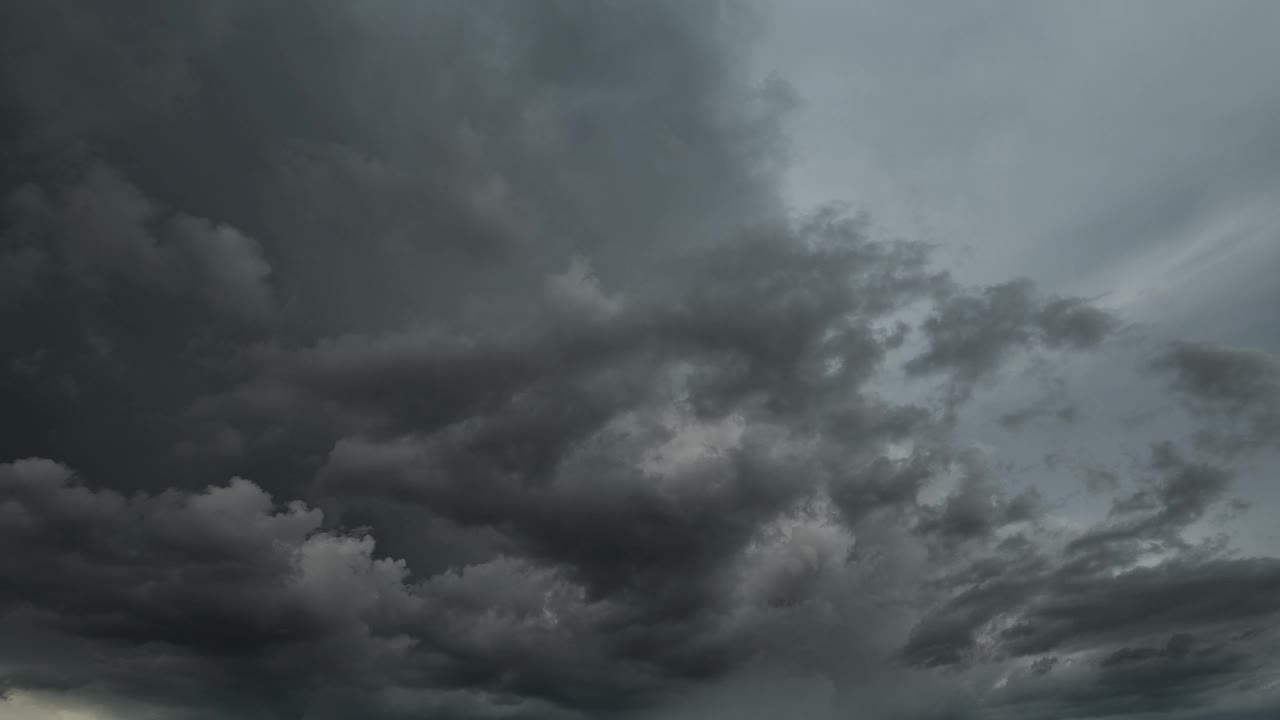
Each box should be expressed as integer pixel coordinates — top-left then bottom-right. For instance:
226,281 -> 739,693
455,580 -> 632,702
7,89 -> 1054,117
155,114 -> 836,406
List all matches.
2,2 -> 1278,719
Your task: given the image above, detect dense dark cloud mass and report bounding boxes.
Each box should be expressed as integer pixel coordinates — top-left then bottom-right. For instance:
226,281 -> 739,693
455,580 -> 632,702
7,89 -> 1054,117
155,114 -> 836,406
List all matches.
2,2 -> 1279,720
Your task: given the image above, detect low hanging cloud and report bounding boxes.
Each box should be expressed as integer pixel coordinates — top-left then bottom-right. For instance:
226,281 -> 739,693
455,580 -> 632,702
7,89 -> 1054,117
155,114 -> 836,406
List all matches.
1,165 -> 275,321
1,2 -> 1278,720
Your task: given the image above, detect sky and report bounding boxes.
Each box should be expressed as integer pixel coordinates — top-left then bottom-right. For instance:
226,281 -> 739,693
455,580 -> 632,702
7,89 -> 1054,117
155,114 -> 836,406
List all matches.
1,2 -> 1279,719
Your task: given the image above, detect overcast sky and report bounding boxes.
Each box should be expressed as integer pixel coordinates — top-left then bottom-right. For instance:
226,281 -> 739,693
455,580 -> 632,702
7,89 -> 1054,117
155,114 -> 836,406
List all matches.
2,3 -> 1280,720
762,0 -> 1280,346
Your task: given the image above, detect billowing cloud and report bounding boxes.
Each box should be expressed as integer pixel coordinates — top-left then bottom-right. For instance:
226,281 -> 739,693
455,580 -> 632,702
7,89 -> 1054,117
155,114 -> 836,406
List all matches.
2,165 -> 274,320
1,2 -> 1276,719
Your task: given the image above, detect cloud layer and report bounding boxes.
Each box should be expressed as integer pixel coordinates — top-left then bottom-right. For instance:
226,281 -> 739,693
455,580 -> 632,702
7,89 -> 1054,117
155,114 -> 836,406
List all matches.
2,3 -> 1279,719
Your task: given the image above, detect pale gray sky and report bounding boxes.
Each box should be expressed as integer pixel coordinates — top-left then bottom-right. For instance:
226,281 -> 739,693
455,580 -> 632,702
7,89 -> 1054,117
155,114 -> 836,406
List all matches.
763,0 -> 1280,348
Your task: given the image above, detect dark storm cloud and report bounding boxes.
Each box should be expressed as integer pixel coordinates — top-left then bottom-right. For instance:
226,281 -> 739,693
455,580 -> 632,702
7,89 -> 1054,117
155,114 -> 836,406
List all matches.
914,451 -> 1041,543
1098,633 -> 1196,668
0,0 -> 245,152
900,441 -> 1278,685
0,458 -> 664,719
1,2 -> 948,716
827,443 -> 936,526
997,557 -> 1280,660
905,279 -> 1117,403
0,458 -> 393,715
0,0 -> 791,490
1067,442 -> 1235,555
302,213 -> 949,655
2,164 -> 274,321
902,546 -> 1280,677
984,630 -> 1277,720
1153,341 -> 1280,454
0,2 -> 1273,720
251,212 -> 942,429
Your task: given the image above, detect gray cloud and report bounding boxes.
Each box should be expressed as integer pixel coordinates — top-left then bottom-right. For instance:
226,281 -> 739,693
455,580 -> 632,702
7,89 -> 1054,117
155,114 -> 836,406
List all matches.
914,451 -> 1042,544
1067,442 -> 1235,555
900,441 -> 1272,680
905,279 -> 1116,403
2,165 -> 274,321
0,2 -> 1275,719
1153,341 -> 1280,454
